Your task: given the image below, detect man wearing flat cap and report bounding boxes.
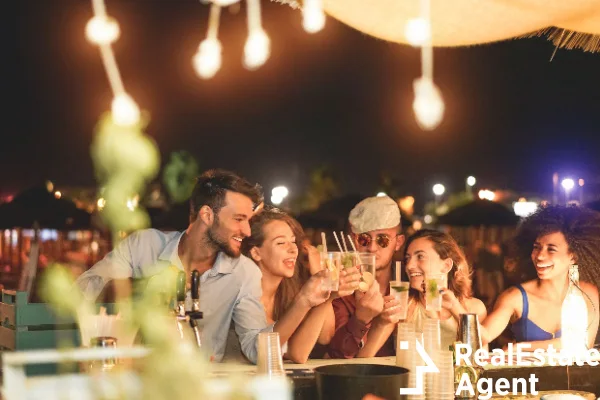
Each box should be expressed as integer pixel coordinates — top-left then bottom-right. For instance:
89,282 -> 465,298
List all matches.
328,196 -> 405,358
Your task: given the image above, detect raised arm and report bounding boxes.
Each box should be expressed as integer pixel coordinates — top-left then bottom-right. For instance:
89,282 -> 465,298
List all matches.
288,268 -> 360,363
480,287 -> 519,345
441,289 -> 488,324
286,260 -> 361,362
273,297 -> 312,346
274,271 -> 331,346
75,234 -> 137,301
327,298 -> 368,359
357,294 -> 404,358
286,299 -> 335,363
318,302 -> 336,344
328,282 -> 384,359
357,320 -> 396,358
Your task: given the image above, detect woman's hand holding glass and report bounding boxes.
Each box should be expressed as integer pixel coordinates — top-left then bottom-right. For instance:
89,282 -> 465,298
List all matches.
378,295 -> 405,324
305,244 -> 324,276
439,288 -> 460,311
298,270 -> 332,308
335,267 -> 361,298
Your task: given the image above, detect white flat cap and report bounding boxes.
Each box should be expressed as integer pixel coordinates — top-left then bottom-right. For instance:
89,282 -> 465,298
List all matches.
348,196 -> 401,234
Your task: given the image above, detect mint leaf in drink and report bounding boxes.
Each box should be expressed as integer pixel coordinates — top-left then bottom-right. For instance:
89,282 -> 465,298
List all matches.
392,286 -> 408,293
342,254 -> 355,269
427,280 -> 438,297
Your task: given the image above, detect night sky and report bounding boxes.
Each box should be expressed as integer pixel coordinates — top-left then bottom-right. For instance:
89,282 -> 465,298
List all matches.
6,0 -> 600,206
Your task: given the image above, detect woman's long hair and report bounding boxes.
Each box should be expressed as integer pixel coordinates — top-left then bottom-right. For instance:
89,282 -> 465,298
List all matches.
404,229 -> 474,302
241,208 -> 307,321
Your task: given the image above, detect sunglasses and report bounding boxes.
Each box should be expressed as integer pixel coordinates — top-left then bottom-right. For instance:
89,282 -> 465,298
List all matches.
357,233 -> 392,249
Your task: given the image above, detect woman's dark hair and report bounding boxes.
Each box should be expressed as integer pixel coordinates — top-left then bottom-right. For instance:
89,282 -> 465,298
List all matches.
404,229 -> 474,301
242,207 -> 306,321
189,169 -> 263,221
512,205 -> 600,285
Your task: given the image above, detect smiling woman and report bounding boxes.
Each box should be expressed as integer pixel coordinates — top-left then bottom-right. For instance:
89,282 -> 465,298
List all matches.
403,229 -> 486,350
243,210 -> 306,321
481,205 -> 600,350
242,208 -> 360,363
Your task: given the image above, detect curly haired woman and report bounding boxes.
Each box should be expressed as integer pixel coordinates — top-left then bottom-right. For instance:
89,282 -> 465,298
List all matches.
481,205 -> 600,350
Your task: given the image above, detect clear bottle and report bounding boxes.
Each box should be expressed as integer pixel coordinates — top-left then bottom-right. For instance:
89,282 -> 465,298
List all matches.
453,341 -> 481,400
561,265 -> 588,355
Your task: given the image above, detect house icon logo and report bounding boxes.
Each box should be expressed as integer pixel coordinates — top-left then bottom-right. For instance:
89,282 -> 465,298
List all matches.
398,339 -> 440,395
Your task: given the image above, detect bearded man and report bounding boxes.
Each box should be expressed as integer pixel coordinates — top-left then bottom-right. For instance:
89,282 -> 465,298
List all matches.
76,169 -> 270,363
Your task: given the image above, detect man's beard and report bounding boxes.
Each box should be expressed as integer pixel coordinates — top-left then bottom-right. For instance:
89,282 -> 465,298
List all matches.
207,221 -> 240,258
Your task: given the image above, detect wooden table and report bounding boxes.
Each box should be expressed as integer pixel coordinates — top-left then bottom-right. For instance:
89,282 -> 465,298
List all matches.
211,356 -> 395,374
490,391 -> 595,399
5,350 -> 598,400
481,360 -> 600,397
210,357 -> 600,400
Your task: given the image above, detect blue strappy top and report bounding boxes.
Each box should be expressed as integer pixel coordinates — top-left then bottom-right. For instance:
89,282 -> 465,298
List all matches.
511,284 -> 561,342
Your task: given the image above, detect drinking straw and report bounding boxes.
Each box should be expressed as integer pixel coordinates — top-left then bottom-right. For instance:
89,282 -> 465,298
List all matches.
333,231 -> 344,254
340,232 -> 349,253
347,234 -> 360,264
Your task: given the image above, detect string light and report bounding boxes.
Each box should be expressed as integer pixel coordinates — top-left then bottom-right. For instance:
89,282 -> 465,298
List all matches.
413,77 -> 444,130
87,0 -> 140,127
194,39 -> 223,79
112,93 -> 141,127
411,0 -> 445,130
193,4 -> 223,79
244,0 -> 271,70
244,29 -> 271,70
302,0 -> 325,34
191,0 -> 279,76
85,15 -> 120,45
211,0 -> 239,6
404,18 -> 429,47
84,0 -> 447,136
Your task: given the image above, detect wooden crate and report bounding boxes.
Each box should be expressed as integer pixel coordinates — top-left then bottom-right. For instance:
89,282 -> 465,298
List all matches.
0,290 -> 116,376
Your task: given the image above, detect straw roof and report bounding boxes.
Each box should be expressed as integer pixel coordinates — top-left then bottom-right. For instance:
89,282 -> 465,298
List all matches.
274,0 -> 600,52
436,199 -> 520,227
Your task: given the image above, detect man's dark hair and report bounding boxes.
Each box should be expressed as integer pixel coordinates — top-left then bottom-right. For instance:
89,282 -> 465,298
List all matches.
189,169 -> 263,221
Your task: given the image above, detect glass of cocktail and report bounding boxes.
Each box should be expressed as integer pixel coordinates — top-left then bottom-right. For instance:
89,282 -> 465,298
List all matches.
320,252 -> 341,291
425,273 -> 447,312
390,261 -> 409,319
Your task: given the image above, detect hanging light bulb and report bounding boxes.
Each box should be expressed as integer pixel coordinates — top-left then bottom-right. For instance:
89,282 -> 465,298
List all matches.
112,93 -> 140,127
193,3 -> 222,79
243,29 -> 270,70
412,77 -> 445,130
85,15 -> 120,45
243,0 -> 270,70
405,18 -> 430,46
302,0 -> 325,33
193,38 -> 223,79
211,0 -> 240,6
